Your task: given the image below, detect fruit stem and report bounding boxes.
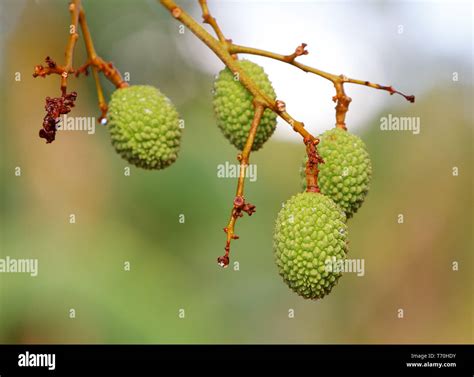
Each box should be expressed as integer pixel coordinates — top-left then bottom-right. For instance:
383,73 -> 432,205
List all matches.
198,0 -> 226,44
32,0 -> 81,96
77,6 -> 129,90
304,137 -> 324,193
333,79 -> 351,131
218,103 -> 263,267
77,4 -> 129,122
61,0 -> 81,95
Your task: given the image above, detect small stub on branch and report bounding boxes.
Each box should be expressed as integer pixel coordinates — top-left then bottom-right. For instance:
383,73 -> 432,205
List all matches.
276,100 -> 286,112
233,196 -> 256,217
284,43 -> 308,63
172,7 -> 182,18
217,196 -> 256,268
33,56 -> 62,78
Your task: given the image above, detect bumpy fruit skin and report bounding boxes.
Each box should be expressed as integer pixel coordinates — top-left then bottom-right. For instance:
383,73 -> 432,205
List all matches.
107,85 -> 182,170
273,192 -> 348,300
213,60 -> 277,151
301,128 -> 372,218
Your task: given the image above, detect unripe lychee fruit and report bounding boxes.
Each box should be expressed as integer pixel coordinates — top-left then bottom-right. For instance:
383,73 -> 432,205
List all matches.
273,192 -> 348,300
301,128 -> 372,218
213,60 -> 277,151
107,85 -> 182,170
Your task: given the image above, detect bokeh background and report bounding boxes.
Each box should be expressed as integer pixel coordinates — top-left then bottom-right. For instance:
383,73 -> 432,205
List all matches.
0,0 -> 472,344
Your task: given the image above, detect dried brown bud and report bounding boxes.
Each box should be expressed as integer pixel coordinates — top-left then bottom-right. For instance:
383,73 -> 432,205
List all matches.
39,91 -> 77,143
276,100 -> 286,112
294,43 -> 308,57
233,196 -> 245,208
172,7 -> 182,18
217,255 -> 229,268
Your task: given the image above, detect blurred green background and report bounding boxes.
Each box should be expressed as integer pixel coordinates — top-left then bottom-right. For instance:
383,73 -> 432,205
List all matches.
0,0 -> 472,344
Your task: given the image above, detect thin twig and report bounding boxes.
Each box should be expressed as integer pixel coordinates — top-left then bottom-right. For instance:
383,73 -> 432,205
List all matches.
228,43 -> 415,129
33,0 -> 81,96
198,0 -> 226,43
218,103 -> 264,267
304,136 -> 323,193
60,1 -> 81,94
33,1 -> 128,125
77,7 -> 128,90
76,5 -> 128,121
228,43 -> 415,101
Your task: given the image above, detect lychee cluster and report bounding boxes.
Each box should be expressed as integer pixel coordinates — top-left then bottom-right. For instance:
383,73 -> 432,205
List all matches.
210,59 -> 372,300
273,128 -> 372,300
107,85 -> 182,170
213,60 -> 277,151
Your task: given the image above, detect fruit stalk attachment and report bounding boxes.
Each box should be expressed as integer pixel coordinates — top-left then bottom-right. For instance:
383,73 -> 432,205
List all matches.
304,136 -> 324,193
76,4 -> 129,122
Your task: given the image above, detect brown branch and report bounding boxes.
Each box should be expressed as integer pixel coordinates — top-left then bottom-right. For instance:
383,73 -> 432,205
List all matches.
228,43 -> 415,129
92,68 -> 108,123
217,103 -> 264,268
283,43 -> 308,63
60,1 -> 81,94
33,56 -> 66,78
77,4 -> 128,122
33,1 -> 81,143
32,0 -> 80,95
198,0 -> 226,44
333,77 -> 352,130
33,0 -> 128,136
76,61 -> 108,122
77,6 -> 128,90
346,78 -> 415,103
304,137 -> 324,192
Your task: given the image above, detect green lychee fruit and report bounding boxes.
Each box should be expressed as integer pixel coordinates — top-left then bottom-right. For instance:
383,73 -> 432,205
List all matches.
107,85 -> 182,170
273,191 -> 348,300
301,128 -> 372,218
213,60 -> 277,151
